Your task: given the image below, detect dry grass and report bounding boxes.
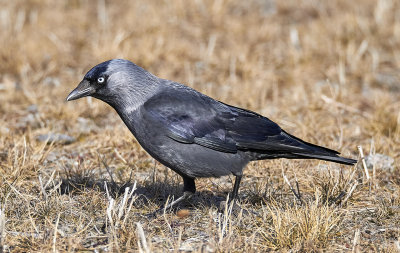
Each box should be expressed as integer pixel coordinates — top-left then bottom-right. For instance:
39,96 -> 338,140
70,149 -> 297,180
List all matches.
0,0 -> 399,251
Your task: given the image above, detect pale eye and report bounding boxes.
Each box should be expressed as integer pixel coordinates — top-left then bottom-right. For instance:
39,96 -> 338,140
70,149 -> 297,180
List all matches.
97,77 -> 105,83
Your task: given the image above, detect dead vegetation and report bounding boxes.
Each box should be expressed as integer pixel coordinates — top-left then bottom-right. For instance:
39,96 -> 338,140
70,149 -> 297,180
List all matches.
0,0 -> 399,251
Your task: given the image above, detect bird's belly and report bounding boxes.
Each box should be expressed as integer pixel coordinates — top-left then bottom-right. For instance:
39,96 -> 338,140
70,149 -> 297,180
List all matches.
135,130 -> 248,178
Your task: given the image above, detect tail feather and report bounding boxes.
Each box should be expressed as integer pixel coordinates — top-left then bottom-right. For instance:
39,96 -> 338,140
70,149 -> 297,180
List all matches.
280,130 -> 357,165
281,130 -> 340,155
247,129 -> 357,165
252,130 -> 357,165
292,153 -> 357,165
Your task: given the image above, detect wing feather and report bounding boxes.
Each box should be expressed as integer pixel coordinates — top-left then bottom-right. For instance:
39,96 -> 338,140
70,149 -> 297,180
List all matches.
143,86 -> 326,155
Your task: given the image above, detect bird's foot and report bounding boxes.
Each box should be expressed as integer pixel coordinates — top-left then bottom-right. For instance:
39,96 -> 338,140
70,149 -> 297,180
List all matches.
144,191 -> 194,218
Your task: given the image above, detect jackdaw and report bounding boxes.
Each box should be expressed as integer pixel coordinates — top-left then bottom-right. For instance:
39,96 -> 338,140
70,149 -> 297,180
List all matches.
67,59 -> 356,209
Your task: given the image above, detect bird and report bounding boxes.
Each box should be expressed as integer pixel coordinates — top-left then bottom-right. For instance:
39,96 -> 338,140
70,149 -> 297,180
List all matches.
66,59 -> 356,210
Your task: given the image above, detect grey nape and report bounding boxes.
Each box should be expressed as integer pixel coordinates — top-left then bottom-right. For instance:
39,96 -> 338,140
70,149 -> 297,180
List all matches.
67,59 -> 356,213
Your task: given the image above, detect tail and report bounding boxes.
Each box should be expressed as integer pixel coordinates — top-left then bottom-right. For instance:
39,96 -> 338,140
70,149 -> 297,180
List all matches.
254,130 -> 357,165
285,130 -> 357,165
291,152 -> 357,165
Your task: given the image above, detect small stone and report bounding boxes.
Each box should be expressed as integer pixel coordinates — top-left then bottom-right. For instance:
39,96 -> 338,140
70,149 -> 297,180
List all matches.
364,154 -> 394,172
176,209 -> 190,218
36,133 -> 76,145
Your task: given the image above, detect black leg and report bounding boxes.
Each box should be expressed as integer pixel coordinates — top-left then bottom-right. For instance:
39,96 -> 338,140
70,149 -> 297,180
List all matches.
218,175 -> 243,214
230,175 -> 242,200
162,176 -> 196,210
183,176 -> 196,194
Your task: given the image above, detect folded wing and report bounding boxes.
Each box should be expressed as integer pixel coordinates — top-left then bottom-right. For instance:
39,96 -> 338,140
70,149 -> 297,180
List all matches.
142,86 -> 355,165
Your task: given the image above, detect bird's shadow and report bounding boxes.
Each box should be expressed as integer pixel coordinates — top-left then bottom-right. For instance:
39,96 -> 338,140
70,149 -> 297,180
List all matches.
58,173 -> 227,211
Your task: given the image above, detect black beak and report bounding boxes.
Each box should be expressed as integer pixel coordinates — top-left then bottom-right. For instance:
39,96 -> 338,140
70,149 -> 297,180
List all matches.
66,79 -> 95,101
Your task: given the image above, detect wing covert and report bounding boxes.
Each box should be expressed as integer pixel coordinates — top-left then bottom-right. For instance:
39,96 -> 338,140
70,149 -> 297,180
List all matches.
143,89 -> 238,153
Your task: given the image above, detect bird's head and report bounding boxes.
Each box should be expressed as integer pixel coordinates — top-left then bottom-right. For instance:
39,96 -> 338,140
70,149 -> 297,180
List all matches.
66,59 -> 133,102
66,59 -> 158,108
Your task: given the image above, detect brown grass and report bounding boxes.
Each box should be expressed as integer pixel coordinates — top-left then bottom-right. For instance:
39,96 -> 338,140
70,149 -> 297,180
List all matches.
0,0 -> 399,251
